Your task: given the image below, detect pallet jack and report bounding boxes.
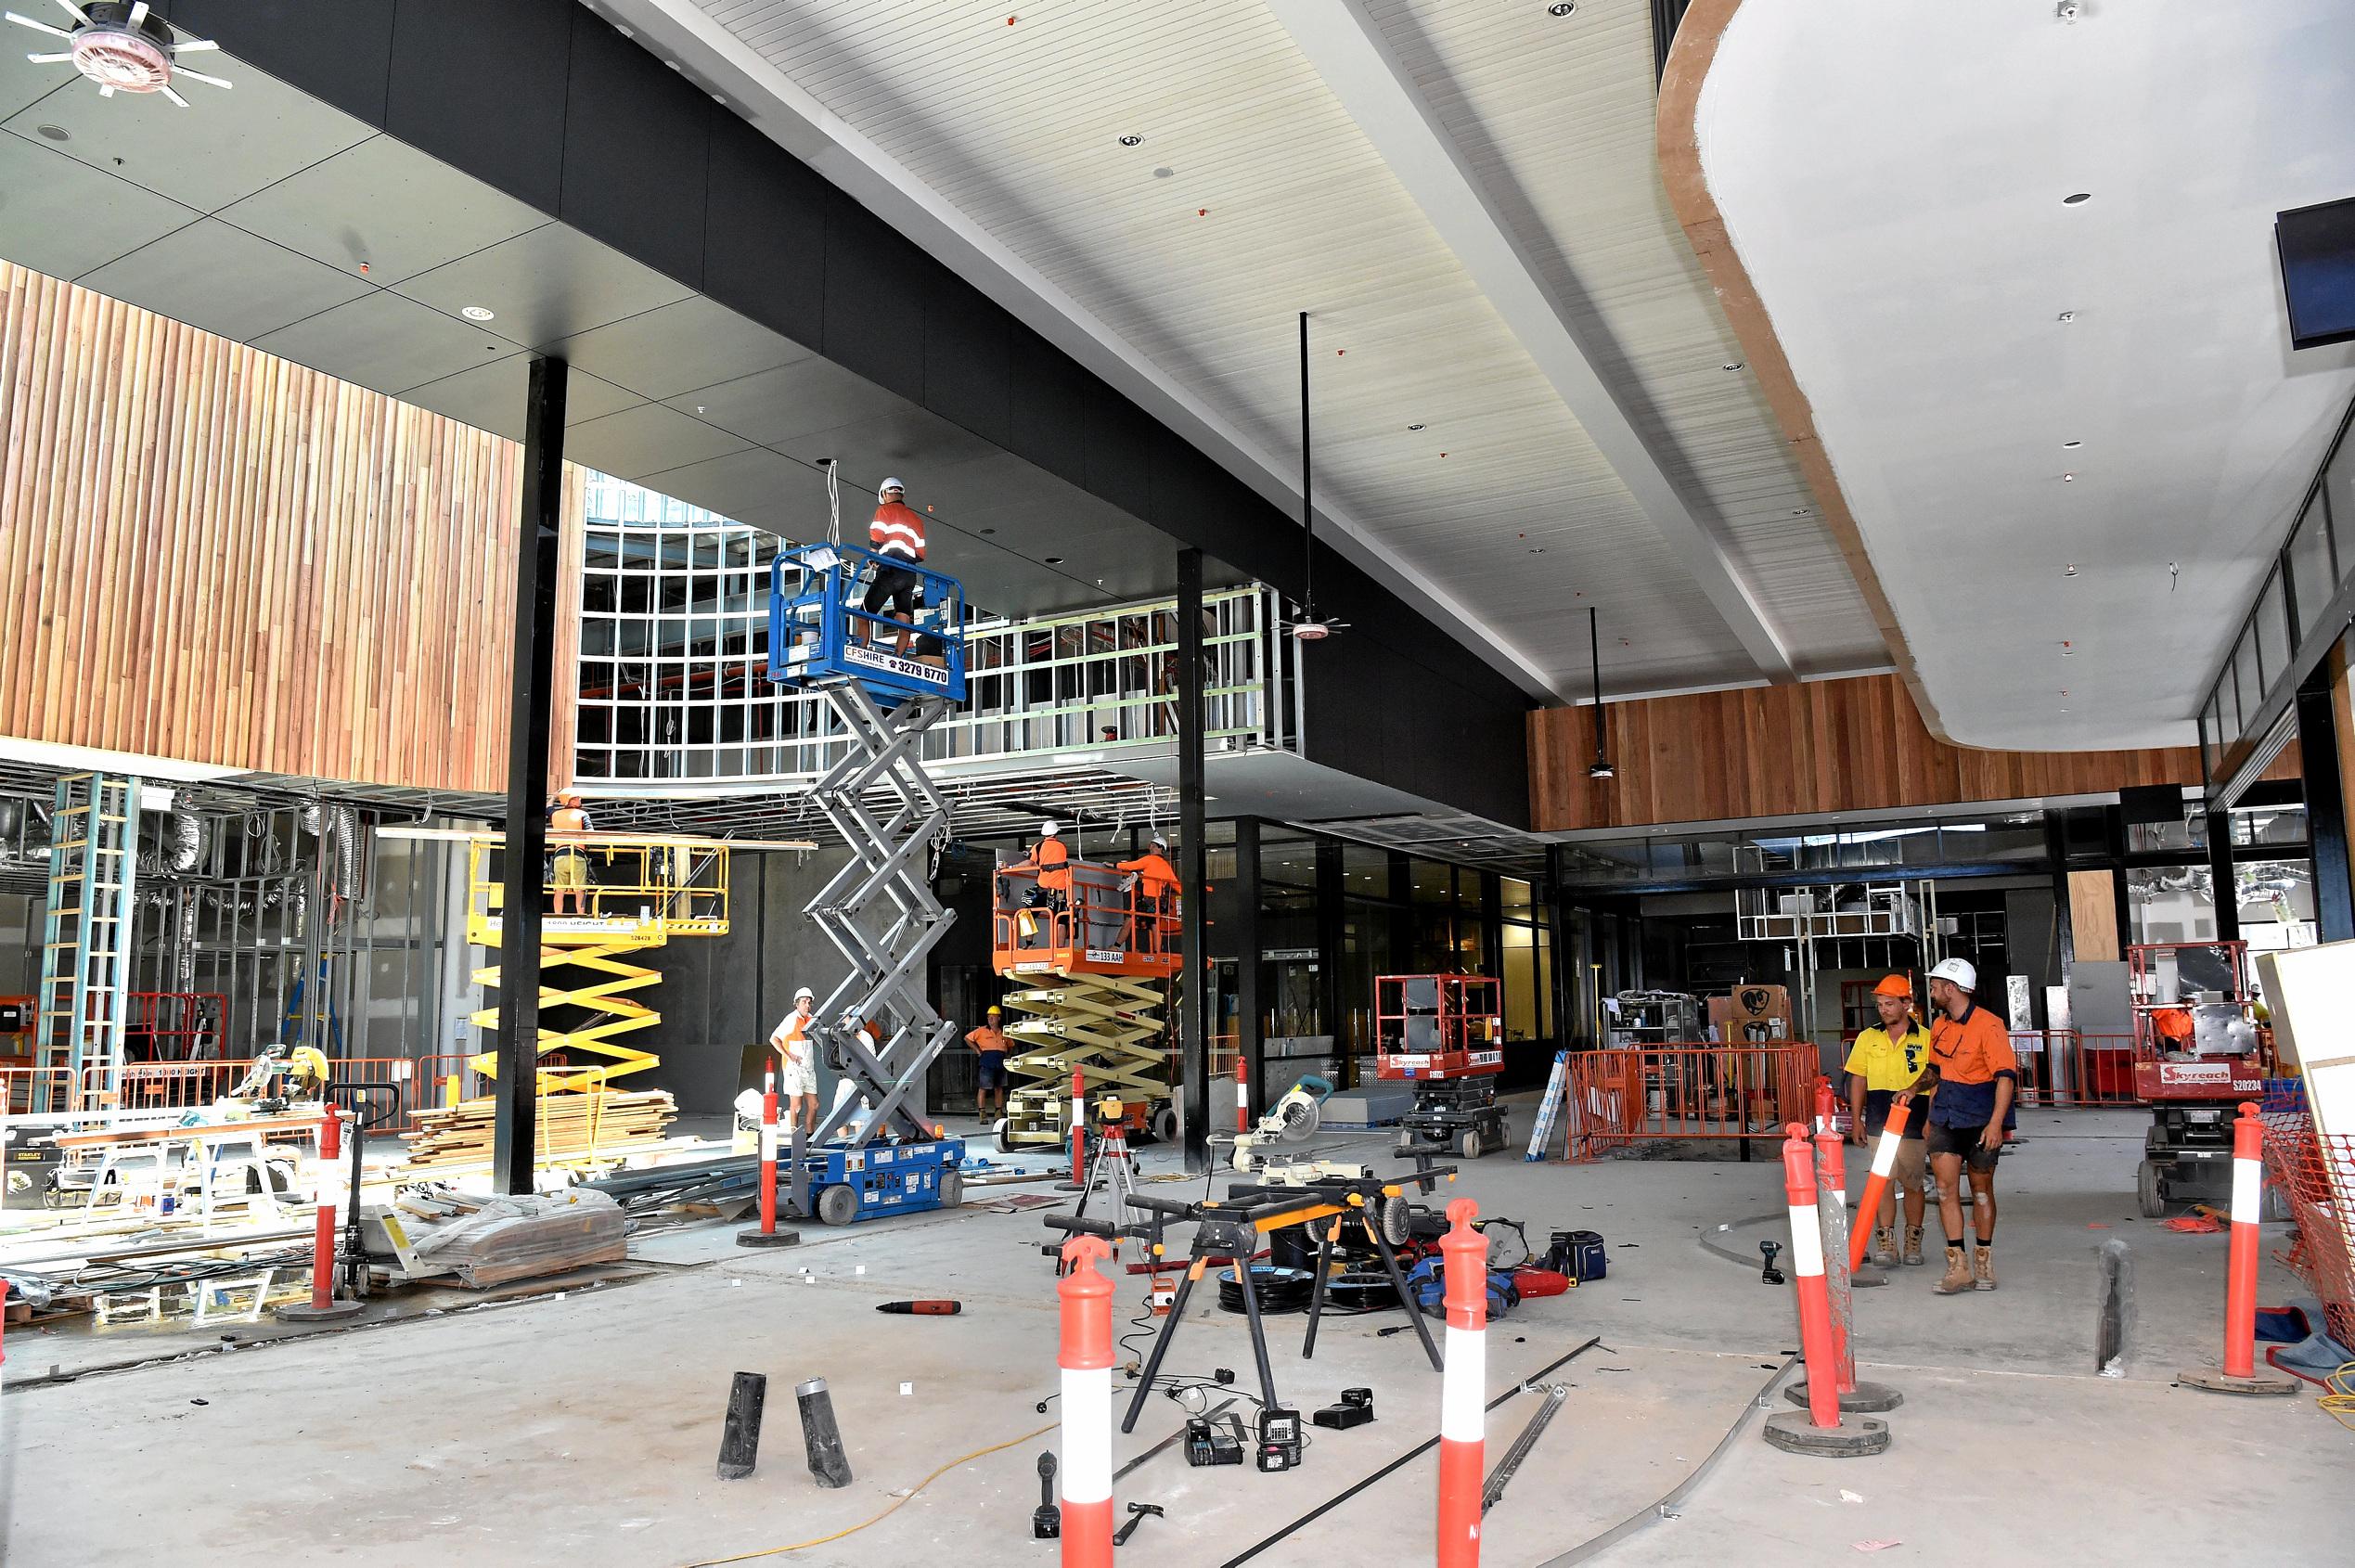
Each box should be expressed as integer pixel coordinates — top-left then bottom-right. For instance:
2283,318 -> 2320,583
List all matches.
1376,974 -> 1511,1160
992,854 -> 1179,1150
765,542 -> 972,1225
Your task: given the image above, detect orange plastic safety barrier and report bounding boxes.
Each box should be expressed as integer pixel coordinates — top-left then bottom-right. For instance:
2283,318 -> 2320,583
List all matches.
1561,1044 -> 1818,1161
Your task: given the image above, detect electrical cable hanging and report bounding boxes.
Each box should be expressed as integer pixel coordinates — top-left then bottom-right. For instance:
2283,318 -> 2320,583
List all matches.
1287,310 -> 1347,642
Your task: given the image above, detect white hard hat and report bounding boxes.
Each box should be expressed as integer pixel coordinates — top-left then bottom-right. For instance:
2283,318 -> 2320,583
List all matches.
1151,833 -> 1167,848
794,985 -> 816,1001
1040,820 -> 1060,836
879,477 -> 906,497
1927,958 -> 1977,992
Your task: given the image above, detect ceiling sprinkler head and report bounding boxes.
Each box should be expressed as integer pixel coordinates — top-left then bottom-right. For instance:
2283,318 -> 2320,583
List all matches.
2055,1 -> 2081,19
2064,563 -> 2078,577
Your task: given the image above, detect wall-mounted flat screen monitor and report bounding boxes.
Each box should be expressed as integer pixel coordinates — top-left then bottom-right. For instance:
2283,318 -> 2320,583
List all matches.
2278,195 -> 2355,351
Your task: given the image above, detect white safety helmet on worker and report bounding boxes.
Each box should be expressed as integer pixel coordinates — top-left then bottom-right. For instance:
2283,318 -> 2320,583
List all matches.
794,985 -> 816,1001
879,477 -> 906,499
1040,820 -> 1060,836
1927,957 -> 1976,993
1151,833 -> 1167,849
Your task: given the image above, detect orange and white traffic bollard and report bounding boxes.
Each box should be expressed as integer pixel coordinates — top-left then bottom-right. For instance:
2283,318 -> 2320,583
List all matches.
277,1108 -> 363,1321
1792,1123 -> 1902,1414
1436,1197 -> 1486,1568
1057,1235 -> 1117,1567
2179,1102 -> 2295,1395
1236,1053 -> 1251,1134
1847,1099 -> 1913,1274
1814,1076 -> 1837,1137
1762,1125 -> 1888,1456
740,1070 -> 800,1249
1066,1070 -> 1087,1189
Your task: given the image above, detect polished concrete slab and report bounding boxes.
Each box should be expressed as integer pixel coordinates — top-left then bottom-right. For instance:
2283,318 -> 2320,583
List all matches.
1,1110 -> 2348,1565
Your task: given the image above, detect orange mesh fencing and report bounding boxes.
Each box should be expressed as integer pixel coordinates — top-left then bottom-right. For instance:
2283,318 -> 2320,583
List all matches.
2259,1098 -> 2355,1351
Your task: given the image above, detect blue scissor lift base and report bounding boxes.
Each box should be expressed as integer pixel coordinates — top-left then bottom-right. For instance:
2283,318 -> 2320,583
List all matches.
799,1137 -> 968,1225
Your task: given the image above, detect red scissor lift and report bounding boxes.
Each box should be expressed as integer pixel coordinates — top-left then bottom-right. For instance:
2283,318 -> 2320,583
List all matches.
989,858 -> 1180,1150
1374,973 -> 1510,1159
2129,940 -> 2268,1216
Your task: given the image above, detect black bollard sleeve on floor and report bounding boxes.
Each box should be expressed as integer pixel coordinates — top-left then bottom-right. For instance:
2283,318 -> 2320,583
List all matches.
718,1371 -> 767,1480
797,1377 -> 856,1488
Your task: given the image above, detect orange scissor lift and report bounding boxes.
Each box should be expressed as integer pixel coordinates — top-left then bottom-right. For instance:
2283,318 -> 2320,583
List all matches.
990,858 -> 1179,1151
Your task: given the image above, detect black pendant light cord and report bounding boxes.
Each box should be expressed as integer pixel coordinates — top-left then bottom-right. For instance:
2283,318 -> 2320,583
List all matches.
1589,607 -> 1612,776
1299,309 -> 1313,620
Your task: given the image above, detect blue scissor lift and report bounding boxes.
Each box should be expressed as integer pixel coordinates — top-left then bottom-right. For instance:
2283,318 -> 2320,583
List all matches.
766,544 -> 972,1224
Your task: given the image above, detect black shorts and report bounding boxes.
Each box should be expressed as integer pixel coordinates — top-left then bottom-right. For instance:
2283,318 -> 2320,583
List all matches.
864,565 -> 921,621
1926,1120 -> 2004,1172
977,1054 -> 1008,1088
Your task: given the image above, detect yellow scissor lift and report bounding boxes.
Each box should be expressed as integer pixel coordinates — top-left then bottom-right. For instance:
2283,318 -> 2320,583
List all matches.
992,858 -> 1179,1151
462,832 -> 735,1099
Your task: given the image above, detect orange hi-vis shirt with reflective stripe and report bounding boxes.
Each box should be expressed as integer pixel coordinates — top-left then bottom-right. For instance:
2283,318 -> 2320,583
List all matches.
870,500 -> 927,561
1034,836 -> 1071,893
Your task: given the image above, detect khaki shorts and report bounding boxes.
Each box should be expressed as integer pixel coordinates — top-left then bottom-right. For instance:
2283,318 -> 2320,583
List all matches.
552,852 -> 589,890
1888,1136 -> 1926,1193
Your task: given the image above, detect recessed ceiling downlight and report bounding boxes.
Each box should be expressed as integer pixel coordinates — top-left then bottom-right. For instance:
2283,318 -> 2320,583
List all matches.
460,305 -> 495,322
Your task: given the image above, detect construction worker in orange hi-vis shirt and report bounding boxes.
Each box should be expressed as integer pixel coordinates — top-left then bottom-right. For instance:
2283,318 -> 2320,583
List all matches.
864,476 -> 926,656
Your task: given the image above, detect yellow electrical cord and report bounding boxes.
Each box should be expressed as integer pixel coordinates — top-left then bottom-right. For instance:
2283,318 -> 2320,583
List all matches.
679,1420 -> 1057,1565
2319,1360 -> 2355,1433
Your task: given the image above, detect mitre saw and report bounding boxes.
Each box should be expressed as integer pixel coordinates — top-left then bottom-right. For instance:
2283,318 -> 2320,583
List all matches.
1230,1075 -> 1376,1184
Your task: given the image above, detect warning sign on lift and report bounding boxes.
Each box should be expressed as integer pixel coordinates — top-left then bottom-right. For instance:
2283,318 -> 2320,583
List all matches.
842,644 -> 950,687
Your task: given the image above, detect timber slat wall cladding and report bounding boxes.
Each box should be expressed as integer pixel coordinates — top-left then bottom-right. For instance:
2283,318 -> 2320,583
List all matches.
0,263 -> 584,794
1528,674 -> 2207,832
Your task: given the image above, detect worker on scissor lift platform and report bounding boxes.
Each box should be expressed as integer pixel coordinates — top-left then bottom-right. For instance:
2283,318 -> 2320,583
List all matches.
864,477 -> 926,656
1116,832 -> 1180,953
548,793 -> 592,917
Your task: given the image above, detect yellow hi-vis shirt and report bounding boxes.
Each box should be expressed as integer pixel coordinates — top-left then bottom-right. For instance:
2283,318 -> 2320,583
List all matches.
1842,1021 -> 1930,1094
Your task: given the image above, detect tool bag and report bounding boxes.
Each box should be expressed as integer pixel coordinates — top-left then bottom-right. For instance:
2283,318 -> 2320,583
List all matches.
1405,1257 -> 1521,1319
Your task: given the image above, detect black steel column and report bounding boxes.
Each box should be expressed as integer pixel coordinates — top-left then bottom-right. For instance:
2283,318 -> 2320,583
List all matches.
2295,669 -> 2355,943
1235,816 -> 1264,1121
1316,840 -> 1345,1082
492,357 -> 567,1196
2204,808 -> 2241,943
1177,548 -> 1211,1174
2042,812 -> 2077,985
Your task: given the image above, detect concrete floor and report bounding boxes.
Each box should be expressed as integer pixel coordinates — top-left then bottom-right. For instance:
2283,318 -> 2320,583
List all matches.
2,1108 -> 2349,1565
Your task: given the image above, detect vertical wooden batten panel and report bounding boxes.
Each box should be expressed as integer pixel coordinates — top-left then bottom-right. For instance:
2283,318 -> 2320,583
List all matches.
0,261 -> 587,794
1531,673 -> 2207,831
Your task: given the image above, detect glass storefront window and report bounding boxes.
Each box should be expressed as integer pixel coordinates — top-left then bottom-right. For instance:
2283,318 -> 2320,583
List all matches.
1343,845 -> 1392,900
2289,494 -> 2335,640
1500,876 -> 1532,914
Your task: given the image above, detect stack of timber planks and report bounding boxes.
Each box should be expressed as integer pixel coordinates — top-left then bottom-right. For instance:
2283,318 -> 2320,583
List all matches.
399,1090 -> 677,1171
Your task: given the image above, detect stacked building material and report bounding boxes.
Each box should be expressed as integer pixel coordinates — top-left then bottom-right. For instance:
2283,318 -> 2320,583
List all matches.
394,1188 -> 626,1287
397,1090 -> 677,1172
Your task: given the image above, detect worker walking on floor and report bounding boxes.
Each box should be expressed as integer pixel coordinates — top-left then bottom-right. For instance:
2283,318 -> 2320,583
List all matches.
1918,957 -> 2018,1293
863,476 -> 926,656
1115,832 -> 1180,952
967,1005 -> 1010,1120
1844,972 -> 1933,1267
770,986 -> 822,1139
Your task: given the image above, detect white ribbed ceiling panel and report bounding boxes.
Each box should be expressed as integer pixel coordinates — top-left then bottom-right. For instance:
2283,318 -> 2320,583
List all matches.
691,0 -> 1886,696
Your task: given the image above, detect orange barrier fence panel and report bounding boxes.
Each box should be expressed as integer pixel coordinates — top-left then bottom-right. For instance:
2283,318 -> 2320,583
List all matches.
1563,1044 -> 1817,1162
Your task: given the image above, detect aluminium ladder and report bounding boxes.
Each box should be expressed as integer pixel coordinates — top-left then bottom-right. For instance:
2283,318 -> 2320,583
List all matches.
35,772 -> 140,1112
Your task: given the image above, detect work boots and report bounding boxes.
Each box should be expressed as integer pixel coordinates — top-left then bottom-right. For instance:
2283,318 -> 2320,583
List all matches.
1870,1227 -> 1898,1268
1935,1249 -> 1975,1295
1974,1246 -> 1998,1291
1901,1226 -> 1925,1266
